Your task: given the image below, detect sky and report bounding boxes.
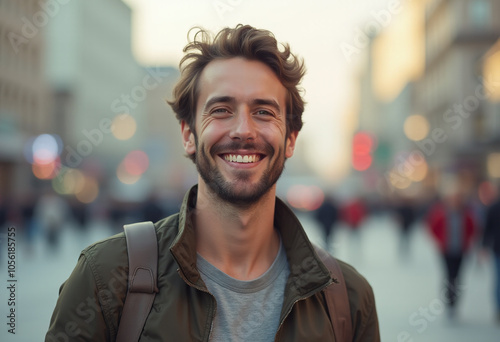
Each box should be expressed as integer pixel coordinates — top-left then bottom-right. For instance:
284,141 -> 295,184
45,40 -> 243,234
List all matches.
122,0 -> 398,182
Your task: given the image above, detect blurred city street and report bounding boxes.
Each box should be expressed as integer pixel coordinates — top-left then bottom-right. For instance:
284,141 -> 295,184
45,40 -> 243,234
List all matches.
1,1 -> 500,341
1,211 -> 499,341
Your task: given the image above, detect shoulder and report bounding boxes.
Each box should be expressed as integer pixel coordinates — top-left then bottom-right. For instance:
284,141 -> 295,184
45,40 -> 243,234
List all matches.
80,213 -> 180,281
81,232 -> 128,274
337,260 -> 375,306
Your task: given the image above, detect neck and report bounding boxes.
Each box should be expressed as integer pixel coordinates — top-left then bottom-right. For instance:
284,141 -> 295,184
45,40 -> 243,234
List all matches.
194,181 -> 280,280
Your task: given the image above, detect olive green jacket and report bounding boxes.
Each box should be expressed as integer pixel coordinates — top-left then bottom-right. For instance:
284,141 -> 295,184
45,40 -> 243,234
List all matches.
46,186 -> 379,341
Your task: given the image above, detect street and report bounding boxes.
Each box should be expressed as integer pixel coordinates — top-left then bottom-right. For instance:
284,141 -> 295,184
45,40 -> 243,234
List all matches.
1,212 -> 499,341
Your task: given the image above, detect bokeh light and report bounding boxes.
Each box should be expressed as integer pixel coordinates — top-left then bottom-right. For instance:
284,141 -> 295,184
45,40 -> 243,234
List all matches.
117,162 -> 142,184
352,132 -> 374,171
116,150 -> 150,184
286,185 -> 324,211
32,158 -> 61,180
353,155 -> 373,171
487,152 -> 500,178
24,134 -> 63,164
407,159 -> 428,182
112,114 -> 137,140
33,134 -> 58,163
484,50 -> 500,101
388,169 -> 412,190
123,150 -> 149,176
75,176 -> 99,203
52,168 -> 87,195
404,115 -> 429,141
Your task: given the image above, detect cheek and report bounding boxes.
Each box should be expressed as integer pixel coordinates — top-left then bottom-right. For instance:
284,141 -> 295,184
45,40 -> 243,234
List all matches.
198,121 -> 227,149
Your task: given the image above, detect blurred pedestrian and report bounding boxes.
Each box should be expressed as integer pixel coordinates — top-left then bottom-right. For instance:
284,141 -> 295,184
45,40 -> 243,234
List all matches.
342,197 -> 367,232
393,197 -> 416,261
314,195 -> 338,251
20,191 -> 38,254
140,192 -> 165,223
0,195 -> 7,228
481,191 -> 500,324
35,189 -> 69,253
341,197 -> 367,260
69,197 -> 89,233
426,191 -> 477,318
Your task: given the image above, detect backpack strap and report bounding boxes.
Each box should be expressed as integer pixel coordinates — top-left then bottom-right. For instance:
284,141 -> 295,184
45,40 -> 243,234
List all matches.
314,245 -> 353,342
116,221 -> 159,342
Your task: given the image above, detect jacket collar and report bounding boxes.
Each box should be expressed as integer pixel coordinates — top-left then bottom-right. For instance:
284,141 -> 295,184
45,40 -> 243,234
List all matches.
170,185 -> 333,296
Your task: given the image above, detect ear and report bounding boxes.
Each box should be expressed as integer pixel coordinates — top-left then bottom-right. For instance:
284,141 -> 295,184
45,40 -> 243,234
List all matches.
181,121 -> 196,156
285,131 -> 298,158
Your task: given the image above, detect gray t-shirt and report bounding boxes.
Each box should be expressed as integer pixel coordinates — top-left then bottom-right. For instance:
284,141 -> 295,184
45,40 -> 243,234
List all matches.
197,241 -> 290,342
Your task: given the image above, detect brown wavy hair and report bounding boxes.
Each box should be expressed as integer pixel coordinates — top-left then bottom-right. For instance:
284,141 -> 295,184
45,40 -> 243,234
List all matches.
168,24 -> 306,155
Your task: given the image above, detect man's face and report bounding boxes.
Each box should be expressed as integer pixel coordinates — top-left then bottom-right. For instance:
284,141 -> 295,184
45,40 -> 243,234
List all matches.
182,57 -> 297,206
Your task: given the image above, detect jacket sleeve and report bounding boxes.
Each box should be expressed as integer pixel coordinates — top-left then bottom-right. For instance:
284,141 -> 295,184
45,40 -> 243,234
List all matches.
339,260 -> 380,342
46,234 -> 129,341
45,253 -> 110,342
352,286 -> 380,342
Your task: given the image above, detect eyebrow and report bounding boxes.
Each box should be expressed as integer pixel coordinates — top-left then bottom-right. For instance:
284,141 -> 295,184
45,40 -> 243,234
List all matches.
203,96 -> 236,112
203,96 -> 282,113
251,98 -> 282,113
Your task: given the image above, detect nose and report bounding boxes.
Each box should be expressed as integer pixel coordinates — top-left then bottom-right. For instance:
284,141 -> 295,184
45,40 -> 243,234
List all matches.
229,109 -> 257,141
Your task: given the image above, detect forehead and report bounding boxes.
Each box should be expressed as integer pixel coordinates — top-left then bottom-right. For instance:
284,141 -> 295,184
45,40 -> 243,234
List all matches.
196,57 -> 287,111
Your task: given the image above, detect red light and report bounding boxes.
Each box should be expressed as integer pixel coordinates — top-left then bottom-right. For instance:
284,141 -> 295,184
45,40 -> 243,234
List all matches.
353,155 -> 372,171
123,150 -> 149,176
352,132 -> 374,171
353,132 -> 373,149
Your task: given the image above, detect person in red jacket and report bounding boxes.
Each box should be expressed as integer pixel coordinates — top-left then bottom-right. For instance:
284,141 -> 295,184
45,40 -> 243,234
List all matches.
426,191 -> 477,318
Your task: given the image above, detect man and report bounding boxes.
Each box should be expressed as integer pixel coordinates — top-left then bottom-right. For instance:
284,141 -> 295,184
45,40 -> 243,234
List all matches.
46,24 -> 379,341
426,189 -> 476,318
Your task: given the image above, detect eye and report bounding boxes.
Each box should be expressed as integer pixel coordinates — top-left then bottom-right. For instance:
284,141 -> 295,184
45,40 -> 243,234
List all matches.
256,109 -> 274,116
210,108 -> 231,116
212,108 -> 228,113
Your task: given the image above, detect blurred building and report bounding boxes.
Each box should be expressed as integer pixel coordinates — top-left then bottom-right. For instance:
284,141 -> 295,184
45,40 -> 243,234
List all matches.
44,0 -> 146,177
0,0 -> 49,196
357,33 -> 381,137
352,0 -> 426,197
40,0 -> 177,204
352,0 -> 500,200
417,0 -> 500,184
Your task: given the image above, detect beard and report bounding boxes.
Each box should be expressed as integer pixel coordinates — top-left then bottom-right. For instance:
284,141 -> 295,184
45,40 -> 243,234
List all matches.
194,139 -> 286,207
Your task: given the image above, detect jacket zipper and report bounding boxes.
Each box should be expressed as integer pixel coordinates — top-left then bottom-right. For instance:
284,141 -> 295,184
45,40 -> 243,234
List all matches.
274,279 -> 334,341
177,268 -> 217,342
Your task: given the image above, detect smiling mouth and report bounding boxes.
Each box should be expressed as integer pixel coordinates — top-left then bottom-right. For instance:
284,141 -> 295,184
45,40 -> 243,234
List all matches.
222,154 -> 263,163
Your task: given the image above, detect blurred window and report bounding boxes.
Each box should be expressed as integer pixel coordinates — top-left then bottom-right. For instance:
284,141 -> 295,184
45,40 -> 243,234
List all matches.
469,0 -> 490,28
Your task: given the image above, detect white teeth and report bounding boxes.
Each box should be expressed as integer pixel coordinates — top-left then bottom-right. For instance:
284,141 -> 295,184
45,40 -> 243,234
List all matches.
224,154 -> 259,163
